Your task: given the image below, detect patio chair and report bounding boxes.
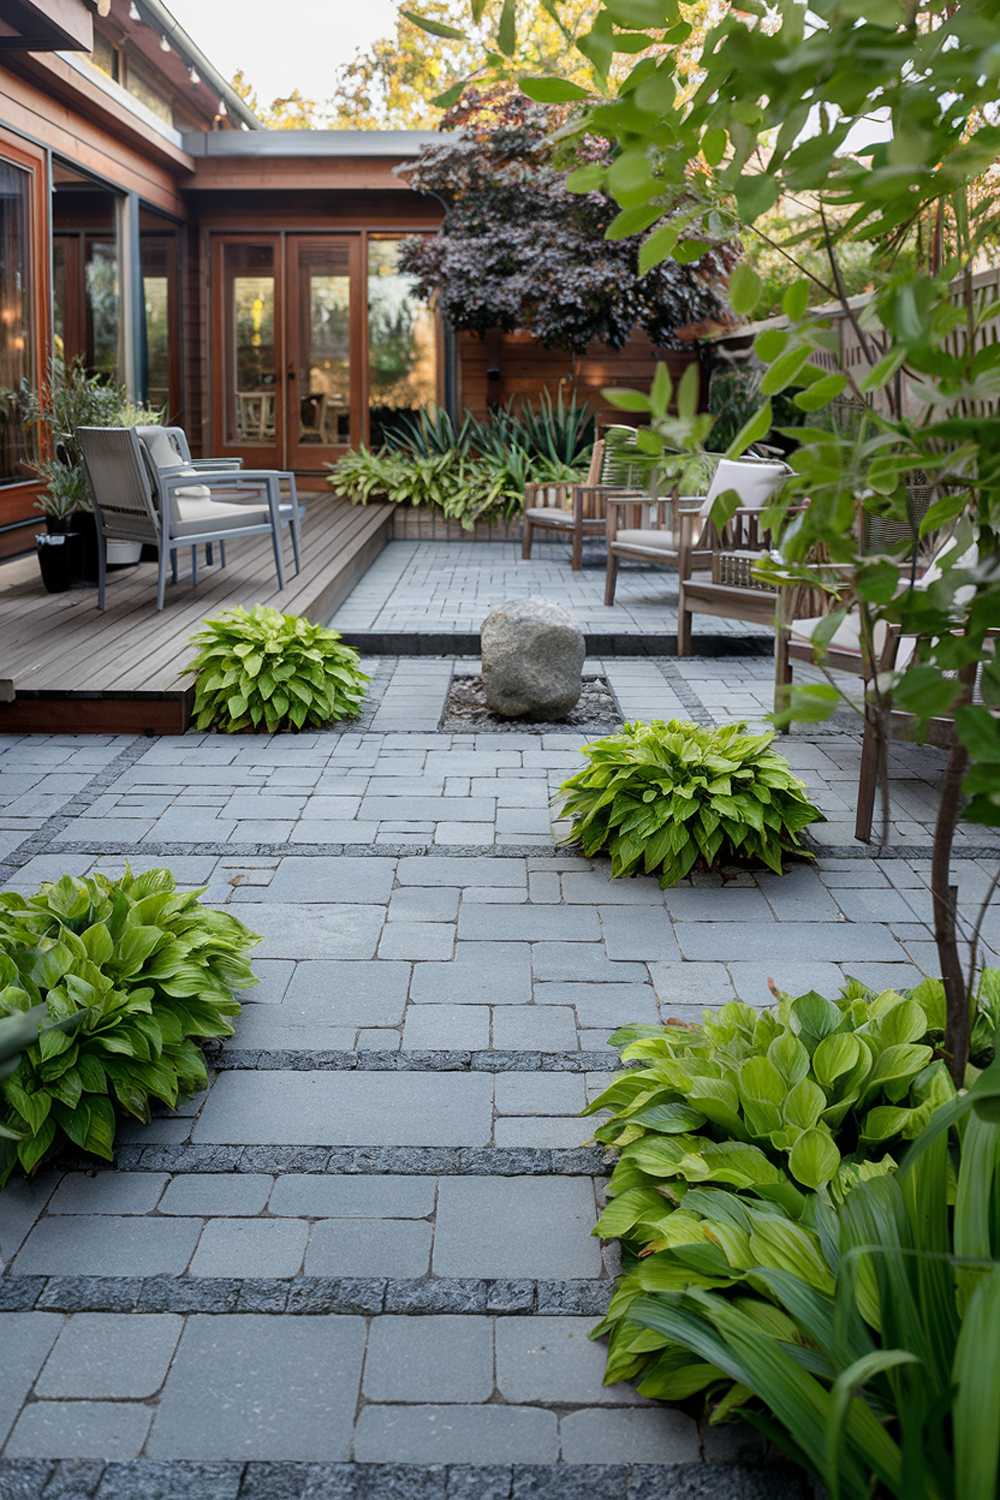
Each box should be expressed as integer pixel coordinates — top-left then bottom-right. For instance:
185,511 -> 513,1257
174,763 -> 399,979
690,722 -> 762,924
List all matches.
774,533 -> 978,720
521,425 -> 646,571
77,426 -> 289,611
604,457 -> 789,607
136,425 -> 302,580
854,622 -> 996,843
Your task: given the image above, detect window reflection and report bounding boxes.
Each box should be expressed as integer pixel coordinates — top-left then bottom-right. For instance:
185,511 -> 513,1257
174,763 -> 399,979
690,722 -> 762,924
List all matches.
52,161 -> 121,383
367,236 -> 438,447
223,242 -> 276,446
296,241 -> 351,449
0,156 -> 35,483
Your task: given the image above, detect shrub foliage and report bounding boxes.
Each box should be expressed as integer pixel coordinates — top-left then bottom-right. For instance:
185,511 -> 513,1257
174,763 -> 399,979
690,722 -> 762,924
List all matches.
589,972 -> 1000,1418
558,720 -> 822,886
0,870 -> 258,1185
186,606 -> 368,733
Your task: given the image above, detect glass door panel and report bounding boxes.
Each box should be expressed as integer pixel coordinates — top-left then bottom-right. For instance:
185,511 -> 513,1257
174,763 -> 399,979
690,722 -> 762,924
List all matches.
367,235 -> 439,448
0,156 -> 35,484
286,236 -> 361,470
214,237 -> 282,465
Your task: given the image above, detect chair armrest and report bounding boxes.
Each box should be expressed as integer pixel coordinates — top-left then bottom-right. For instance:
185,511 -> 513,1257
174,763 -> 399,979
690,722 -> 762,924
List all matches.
604,491 -> 651,506
190,458 -> 244,471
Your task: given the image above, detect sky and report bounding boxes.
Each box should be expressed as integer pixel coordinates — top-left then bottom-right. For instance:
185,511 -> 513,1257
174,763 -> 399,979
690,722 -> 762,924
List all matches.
166,0 -> 401,104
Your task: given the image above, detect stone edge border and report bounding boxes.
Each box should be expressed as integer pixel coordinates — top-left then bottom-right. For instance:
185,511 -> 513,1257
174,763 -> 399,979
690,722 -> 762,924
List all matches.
211,1050 -> 619,1073
0,1457 -> 806,1500
70,1145 -> 608,1176
0,1275 -> 613,1317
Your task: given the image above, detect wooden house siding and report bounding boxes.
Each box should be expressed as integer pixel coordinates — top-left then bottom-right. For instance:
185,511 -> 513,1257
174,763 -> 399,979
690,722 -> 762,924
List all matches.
458,329 -> 700,424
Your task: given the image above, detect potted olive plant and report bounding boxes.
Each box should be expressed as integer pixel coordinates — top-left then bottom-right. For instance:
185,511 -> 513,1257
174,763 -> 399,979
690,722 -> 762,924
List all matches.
20,359 -> 163,583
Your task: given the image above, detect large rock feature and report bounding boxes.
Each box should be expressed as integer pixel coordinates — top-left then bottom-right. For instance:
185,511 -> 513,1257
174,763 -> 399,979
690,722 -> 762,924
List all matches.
481,598 -> 585,720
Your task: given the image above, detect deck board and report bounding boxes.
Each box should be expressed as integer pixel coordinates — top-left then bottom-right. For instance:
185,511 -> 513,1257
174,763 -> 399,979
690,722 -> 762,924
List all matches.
0,495 -> 391,731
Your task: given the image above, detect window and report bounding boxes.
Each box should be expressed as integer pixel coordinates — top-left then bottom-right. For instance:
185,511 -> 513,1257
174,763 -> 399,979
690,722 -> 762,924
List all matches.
140,211 -> 181,421
52,163 -> 123,383
367,235 -> 438,447
222,242 -> 277,446
123,60 -> 173,125
0,156 -> 36,484
90,31 -> 120,82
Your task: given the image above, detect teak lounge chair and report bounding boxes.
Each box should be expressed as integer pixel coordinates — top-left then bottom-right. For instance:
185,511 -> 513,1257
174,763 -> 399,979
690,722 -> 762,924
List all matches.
520,425 -> 646,571
604,457 -> 789,608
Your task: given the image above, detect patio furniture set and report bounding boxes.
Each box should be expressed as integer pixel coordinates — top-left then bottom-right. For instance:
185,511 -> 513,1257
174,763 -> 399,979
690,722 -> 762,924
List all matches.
75,425 -> 303,611
523,429 -> 992,845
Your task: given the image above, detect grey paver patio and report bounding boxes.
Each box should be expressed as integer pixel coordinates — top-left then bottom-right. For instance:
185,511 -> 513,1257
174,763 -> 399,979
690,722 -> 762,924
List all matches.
0,635 -> 995,1494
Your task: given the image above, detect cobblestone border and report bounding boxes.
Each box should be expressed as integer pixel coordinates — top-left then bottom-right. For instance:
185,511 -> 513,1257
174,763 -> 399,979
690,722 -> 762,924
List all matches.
212,1050 -> 619,1073
0,1458 -> 806,1500
0,1275 -> 613,1317
98,1144 -> 608,1176
12,836 -> 991,867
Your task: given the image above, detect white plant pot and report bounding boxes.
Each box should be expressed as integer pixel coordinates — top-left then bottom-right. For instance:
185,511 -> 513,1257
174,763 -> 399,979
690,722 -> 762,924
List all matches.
106,541 -> 142,566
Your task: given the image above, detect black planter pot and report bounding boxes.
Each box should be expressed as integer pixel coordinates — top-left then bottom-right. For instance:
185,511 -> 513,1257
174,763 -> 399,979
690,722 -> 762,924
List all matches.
71,510 -> 100,584
37,530 -> 83,593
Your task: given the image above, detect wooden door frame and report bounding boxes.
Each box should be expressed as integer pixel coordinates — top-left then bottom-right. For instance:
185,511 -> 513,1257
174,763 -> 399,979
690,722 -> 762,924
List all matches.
284,232 -> 364,473
0,122 -> 51,555
209,231 -> 285,470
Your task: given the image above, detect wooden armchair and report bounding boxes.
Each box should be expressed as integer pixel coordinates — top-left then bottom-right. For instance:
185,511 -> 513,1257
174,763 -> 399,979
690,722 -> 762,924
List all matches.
605,458 -> 789,609
855,624 -> 996,844
521,426 -> 646,571
774,534 -> 979,720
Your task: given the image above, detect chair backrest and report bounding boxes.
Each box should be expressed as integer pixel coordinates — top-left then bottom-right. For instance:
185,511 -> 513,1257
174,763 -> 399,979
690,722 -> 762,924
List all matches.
137,424 -> 191,464
600,425 -> 647,488
136,425 -> 210,501
703,458 -> 788,515
76,427 -> 159,543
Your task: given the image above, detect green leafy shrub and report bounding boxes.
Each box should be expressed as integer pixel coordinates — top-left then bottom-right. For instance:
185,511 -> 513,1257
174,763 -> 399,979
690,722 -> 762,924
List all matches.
558,720 -> 822,886
587,971 -> 1000,1415
625,1059 -> 1000,1500
0,870 -> 258,1185
327,394 -> 592,529
328,445 -> 579,529
185,606 -> 368,733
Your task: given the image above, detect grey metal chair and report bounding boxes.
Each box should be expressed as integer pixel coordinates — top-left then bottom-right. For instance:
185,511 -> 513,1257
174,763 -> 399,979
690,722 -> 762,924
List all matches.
77,426 -> 290,611
135,425 -> 302,578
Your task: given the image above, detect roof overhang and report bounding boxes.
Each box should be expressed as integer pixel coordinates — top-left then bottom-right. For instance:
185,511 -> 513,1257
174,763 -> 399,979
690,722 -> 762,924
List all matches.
182,129 -> 446,159
0,0 -> 93,51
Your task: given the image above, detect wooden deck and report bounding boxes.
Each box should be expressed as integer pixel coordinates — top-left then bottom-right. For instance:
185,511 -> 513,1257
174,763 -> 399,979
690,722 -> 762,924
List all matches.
0,495 -> 392,733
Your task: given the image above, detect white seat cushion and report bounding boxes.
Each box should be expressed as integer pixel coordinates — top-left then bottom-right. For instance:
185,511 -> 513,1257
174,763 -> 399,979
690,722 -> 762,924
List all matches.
613,528 -> 678,552
525,506 -> 574,525
171,496 -> 270,539
140,427 -> 211,501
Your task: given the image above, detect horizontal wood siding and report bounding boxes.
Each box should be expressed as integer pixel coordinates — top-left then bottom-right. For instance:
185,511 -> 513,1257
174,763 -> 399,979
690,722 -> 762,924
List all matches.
458,329 -> 700,422
0,59 -> 191,214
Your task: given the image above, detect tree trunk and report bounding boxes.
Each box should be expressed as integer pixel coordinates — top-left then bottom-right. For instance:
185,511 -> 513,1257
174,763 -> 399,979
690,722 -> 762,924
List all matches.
934,663 -> 977,1086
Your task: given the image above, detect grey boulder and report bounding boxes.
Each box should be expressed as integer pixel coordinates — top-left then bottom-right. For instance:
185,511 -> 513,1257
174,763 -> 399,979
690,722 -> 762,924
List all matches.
481,598 -> 585,719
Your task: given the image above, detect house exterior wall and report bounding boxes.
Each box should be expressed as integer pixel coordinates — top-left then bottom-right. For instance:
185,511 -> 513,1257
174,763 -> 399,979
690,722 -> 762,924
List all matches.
0,6 -> 694,561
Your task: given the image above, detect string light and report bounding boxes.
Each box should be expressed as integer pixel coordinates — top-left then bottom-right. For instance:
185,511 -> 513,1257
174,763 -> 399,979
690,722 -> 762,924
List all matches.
159,33 -> 171,51
189,66 -> 200,85
128,2 -> 142,20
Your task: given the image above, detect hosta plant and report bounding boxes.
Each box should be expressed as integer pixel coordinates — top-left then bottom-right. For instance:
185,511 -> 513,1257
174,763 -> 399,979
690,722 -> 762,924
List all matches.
185,606 -> 367,733
558,721 -> 822,887
587,971 -> 1000,1411
625,1066 -> 1000,1500
0,869 -> 258,1185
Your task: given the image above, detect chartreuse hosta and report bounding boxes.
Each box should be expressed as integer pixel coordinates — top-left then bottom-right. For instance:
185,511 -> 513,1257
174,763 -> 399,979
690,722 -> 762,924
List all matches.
587,971 -> 1000,1412
558,721 -> 823,888
0,869 -> 259,1186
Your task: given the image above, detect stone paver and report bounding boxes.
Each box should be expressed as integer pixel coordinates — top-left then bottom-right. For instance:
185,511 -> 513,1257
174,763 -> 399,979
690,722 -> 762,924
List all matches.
0,636 -> 994,1490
